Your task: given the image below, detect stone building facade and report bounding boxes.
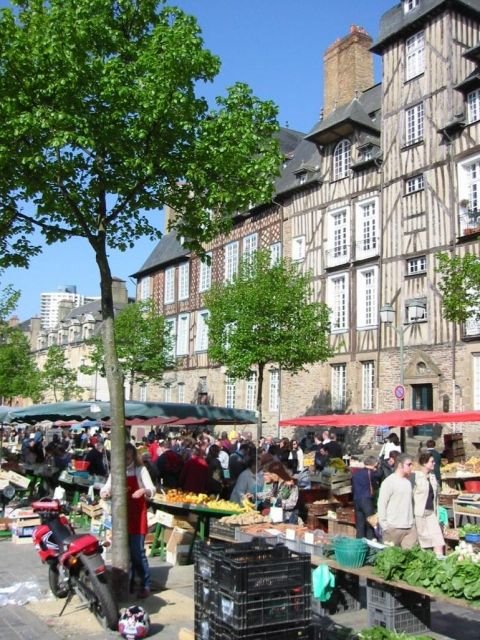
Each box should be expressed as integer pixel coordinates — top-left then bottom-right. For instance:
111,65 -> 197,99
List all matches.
133,1 -> 480,453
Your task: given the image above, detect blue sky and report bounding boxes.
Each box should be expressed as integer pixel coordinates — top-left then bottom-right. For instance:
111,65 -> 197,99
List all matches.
2,0 -> 394,320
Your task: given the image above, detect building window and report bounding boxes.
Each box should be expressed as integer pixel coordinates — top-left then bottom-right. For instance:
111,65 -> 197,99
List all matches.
331,364 -> 347,411
405,102 -> 424,145
245,373 -> 257,411
405,31 -> 424,81
199,253 -> 212,292
225,376 -> 236,408
164,267 -> 175,304
357,267 -> 378,329
224,241 -> 239,282
362,361 -> 375,411
466,160 -> 480,212
356,199 -> 378,257
473,354 -> 480,410
164,385 -> 172,402
407,255 -> 427,275
404,0 -> 420,12
176,313 -> 190,356
177,383 -> 185,403
467,89 -> 480,124
165,317 -> 176,360
269,369 -> 279,412
292,236 -> 306,261
139,384 -> 147,402
332,209 -> 348,261
270,242 -> 282,266
195,310 -> 209,352
333,139 -> 351,180
405,174 -> 424,194
328,273 -> 348,332
178,262 -> 189,301
243,233 -> 258,261
465,309 -> 480,337
139,277 -> 151,300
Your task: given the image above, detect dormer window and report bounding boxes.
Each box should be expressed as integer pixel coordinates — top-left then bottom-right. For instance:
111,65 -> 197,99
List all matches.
297,171 -> 307,185
467,89 -> 480,124
333,139 -> 351,180
404,0 -> 420,13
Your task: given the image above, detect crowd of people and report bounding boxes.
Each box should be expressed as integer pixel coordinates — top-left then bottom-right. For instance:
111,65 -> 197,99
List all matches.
6,423 -> 448,560
352,440 -> 446,557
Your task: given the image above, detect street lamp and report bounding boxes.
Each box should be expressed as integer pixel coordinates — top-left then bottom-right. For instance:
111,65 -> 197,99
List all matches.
380,300 -> 426,409
380,300 -> 426,452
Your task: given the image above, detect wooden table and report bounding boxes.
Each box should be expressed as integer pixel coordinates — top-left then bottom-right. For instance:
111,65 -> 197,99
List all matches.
150,500 -> 241,561
310,555 -> 480,612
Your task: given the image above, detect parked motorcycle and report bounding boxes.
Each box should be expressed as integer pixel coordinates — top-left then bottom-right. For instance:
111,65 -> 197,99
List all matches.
31,497 -> 118,630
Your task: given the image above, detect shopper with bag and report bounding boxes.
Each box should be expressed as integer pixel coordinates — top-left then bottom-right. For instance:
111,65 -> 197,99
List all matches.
351,455 -> 379,539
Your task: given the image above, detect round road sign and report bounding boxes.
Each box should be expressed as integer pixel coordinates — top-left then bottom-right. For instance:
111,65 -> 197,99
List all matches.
394,384 -> 405,400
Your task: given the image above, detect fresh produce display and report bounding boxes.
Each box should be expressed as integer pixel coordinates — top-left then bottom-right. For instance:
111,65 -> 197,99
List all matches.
439,484 -> 460,496
158,490 -> 209,504
155,489 -> 245,512
459,523 -> 480,538
202,498 -> 244,512
358,628 -> 433,640
326,458 -> 347,471
218,513 -> 270,525
374,546 -> 480,600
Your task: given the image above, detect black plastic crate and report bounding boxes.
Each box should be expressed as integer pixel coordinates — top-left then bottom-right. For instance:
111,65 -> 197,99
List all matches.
215,584 -> 311,629
194,540 -> 228,580
195,612 -> 214,640
367,601 -> 431,634
195,574 -> 215,612
214,547 -> 311,593
366,580 -> 429,611
210,618 -> 312,640
312,573 -> 363,616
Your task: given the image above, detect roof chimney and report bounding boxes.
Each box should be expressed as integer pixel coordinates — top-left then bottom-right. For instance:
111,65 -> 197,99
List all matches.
323,25 -> 374,117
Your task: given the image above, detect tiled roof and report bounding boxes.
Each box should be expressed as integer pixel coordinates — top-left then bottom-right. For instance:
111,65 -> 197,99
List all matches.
131,231 -> 189,278
305,84 -> 381,146
371,0 -> 480,53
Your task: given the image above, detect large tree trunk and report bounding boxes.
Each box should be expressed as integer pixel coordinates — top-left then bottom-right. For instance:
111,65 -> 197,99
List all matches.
96,243 -> 129,600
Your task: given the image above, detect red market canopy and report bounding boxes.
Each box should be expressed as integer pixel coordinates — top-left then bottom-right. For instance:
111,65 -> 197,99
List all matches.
279,410 -> 480,428
124,417 -> 179,427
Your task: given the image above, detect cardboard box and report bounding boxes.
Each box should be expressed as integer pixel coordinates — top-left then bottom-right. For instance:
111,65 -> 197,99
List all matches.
0,517 -> 12,531
12,533 -> 34,545
165,527 -> 194,565
7,471 -> 30,489
154,510 -> 195,532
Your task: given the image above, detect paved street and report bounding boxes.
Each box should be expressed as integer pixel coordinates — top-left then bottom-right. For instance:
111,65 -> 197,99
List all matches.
0,538 -> 194,640
1,537 -> 480,640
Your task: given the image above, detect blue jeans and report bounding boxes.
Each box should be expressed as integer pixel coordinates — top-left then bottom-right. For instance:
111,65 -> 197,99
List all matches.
129,533 -> 151,590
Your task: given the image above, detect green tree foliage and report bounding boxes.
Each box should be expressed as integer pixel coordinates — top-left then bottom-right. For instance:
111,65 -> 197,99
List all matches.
436,252 -> 480,323
41,345 -> 82,402
205,249 -> 333,436
0,0 -> 279,584
0,275 -> 42,403
0,326 -> 43,404
83,299 -> 175,397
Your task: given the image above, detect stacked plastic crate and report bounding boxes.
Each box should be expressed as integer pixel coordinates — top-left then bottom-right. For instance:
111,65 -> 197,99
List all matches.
366,580 -> 431,634
194,540 -> 312,640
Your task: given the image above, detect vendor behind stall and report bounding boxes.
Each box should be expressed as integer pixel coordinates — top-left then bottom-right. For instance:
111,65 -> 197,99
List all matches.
258,460 -> 299,523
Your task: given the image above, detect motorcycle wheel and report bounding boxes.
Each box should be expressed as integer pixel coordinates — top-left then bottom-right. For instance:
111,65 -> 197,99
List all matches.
48,564 -> 69,599
77,565 -> 118,631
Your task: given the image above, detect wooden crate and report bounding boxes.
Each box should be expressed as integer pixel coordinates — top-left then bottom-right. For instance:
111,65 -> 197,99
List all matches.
328,519 -> 356,537
81,503 -> 104,519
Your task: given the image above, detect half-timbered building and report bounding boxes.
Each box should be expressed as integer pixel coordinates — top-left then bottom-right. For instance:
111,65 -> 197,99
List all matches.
133,0 -> 480,449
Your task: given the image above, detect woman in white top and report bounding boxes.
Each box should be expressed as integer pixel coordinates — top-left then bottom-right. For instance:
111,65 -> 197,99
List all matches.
380,433 -> 401,460
101,443 -> 155,598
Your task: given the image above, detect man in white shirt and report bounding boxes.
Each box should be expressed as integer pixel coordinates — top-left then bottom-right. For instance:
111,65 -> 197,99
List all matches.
377,453 -> 418,549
